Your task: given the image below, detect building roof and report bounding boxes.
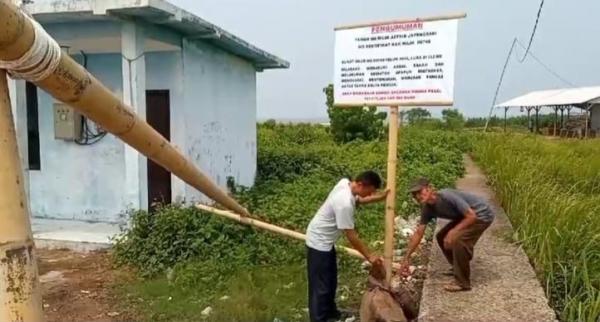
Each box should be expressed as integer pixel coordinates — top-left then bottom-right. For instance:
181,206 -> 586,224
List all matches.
496,86 -> 600,108
25,0 -> 289,70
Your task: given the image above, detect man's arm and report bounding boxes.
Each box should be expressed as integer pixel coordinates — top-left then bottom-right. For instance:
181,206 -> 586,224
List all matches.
399,224 -> 426,273
356,189 -> 389,205
454,208 -> 478,231
444,208 -> 477,248
344,229 -> 381,264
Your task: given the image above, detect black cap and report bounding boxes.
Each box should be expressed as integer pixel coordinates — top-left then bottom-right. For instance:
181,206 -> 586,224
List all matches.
408,177 -> 430,193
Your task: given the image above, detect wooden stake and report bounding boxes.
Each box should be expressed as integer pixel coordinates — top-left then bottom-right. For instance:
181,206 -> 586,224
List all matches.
0,69 -> 43,322
0,1 -> 249,216
195,204 -> 403,270
384,106 -> 399,284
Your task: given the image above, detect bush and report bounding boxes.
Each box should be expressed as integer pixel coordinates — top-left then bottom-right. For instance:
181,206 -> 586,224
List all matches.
403,108 -> 432,124
324,84 -> 386,143
112,205 -> 303,277
114,126 -> 471,276
442,109 -> 465,130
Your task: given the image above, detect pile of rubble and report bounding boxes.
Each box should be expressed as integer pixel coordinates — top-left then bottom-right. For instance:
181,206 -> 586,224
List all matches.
392,215 -> 428,302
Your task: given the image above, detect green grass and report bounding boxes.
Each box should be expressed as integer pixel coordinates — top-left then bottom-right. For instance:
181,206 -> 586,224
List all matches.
119,265 -> 311,322
472,133 -> 600,321
116,249 -> 369,322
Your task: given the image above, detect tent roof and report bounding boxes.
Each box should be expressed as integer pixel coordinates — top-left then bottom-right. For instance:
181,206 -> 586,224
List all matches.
496,86 -> 600,108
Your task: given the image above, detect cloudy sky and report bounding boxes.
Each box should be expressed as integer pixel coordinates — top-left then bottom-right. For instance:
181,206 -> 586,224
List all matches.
101,1 -> 600,119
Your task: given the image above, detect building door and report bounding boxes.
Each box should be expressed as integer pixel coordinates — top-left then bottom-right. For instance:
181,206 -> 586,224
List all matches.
146,90 -> 171,210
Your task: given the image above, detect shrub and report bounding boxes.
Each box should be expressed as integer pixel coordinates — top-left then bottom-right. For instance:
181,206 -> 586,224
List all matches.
324,84 -> 386,143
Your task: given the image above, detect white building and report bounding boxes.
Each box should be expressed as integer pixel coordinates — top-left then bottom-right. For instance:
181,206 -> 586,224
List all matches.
8,0 -> 289,225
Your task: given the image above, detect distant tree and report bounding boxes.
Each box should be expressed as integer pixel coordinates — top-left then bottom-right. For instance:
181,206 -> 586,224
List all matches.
442,109 -> 465,130
464,113 -> 558,131
405,108 -> 431,124
262,119 -> 277,129
324,84 -> 386,143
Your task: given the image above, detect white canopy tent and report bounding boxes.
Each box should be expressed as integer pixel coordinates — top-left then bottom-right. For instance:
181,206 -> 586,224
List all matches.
495,86 -> 600,137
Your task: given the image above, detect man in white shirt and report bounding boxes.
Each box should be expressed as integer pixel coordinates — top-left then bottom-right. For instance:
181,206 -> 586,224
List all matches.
306,171 -> 388,322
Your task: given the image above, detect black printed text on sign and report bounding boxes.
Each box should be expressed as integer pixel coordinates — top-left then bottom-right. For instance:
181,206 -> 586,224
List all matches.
334,18 -> 459,106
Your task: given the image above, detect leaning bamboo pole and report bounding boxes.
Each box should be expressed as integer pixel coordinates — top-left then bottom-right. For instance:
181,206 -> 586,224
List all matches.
195,204 -> 402,270
0,70 -> 43,322
0,0 -> 249,216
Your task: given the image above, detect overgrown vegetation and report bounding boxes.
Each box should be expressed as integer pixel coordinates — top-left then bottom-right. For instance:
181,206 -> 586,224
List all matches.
324,84 -> 387,143
442,109 -> 465,130
472,134 -> 600,322
112,123 -> 469,321
465,113 -> 562,129
400,107 -> 465,131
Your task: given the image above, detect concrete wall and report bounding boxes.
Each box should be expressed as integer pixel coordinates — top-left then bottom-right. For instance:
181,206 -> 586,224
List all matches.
182,39 -> 257,203
29,54 -> 128,223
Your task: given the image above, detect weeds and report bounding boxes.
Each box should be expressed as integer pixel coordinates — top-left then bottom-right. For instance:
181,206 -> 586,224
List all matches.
473,133 -> 600,321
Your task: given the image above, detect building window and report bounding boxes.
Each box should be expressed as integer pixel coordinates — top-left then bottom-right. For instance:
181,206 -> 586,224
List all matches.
26,82 -> 41,170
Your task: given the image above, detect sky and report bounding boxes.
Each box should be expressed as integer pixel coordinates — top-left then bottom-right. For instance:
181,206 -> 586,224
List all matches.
169,0 -> 600,119
107,1 -> 600,120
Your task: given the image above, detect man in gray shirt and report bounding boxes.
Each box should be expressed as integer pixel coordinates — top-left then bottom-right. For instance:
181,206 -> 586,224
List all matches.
400,177 -> 495,292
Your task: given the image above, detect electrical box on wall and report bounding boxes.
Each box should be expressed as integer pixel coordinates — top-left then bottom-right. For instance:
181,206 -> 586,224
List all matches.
53,103 -> 82,141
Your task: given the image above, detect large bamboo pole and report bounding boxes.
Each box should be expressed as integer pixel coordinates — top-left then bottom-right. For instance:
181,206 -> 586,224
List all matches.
195,204 -> 402,270
0,70 -> 43,322
384,106 -> 399,284
0,0 -> 249,216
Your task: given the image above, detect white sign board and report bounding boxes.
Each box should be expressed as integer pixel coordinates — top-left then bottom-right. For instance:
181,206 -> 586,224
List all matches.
334,16 -> 461,106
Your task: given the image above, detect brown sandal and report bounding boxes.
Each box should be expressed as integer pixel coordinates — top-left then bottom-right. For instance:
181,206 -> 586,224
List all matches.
444,283 -> 471,292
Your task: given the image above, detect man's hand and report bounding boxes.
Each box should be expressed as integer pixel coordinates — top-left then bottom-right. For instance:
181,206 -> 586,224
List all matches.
443,229 -> 458,249
398,258 -> 411,277
239,207 -> 251,217
374,188 -> 391,202
368,254 -> 383,265
398,224 -> 426,277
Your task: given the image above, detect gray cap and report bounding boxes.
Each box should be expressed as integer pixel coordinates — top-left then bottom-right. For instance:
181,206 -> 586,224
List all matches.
408,177 -> 430,193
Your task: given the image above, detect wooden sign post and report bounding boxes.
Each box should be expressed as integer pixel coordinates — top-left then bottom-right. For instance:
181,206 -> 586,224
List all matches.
384,106 -> 399,282
334,13 -> 465,284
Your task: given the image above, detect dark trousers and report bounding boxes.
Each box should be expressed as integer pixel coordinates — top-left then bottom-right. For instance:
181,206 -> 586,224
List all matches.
436,219 -> 491,288
307,246 -> 339,322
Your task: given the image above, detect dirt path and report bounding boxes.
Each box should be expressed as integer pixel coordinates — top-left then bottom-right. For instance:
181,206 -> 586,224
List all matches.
418,156 -> 556,322
38,249 -> 135,322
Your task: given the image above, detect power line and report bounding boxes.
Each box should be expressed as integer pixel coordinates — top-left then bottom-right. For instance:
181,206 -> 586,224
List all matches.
518,0 -> 545,62
484,39 -> 517,131
484,37 -> 575,131
515,39 -> 575,87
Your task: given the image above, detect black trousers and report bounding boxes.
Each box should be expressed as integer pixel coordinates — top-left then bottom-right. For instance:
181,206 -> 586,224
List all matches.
307,246 -> 339,322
